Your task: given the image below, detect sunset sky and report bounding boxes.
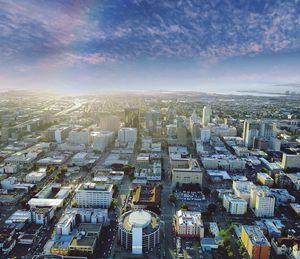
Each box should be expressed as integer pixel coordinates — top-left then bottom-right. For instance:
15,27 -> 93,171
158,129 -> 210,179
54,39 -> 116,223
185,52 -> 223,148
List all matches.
1,0 -> 300,93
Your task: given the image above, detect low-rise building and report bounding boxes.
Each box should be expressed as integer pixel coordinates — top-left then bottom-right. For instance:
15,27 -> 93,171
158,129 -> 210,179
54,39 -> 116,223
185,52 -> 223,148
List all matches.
134,162 -> 161,181
132,185 -> 160,210
241,225 -> 271,259
202,154 -> 245,171
257,173 -> 274,187
25,171 -> 47,183
172,159 -> 203,187
281,153 -> 300,169
175,210 -> 204,238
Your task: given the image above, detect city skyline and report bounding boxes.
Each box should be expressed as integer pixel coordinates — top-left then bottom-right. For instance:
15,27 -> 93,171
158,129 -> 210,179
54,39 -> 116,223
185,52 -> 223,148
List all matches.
1,0 -> 300,93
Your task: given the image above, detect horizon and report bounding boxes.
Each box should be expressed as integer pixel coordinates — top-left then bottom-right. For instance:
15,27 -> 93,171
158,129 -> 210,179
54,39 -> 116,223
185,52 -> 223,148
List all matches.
1,0 -> 300,93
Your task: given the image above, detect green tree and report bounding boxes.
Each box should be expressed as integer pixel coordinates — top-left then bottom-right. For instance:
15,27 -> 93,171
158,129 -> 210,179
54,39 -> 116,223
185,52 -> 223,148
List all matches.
168,193 -> 176,204
181,203 -> 189,210
207,203 -> 217,213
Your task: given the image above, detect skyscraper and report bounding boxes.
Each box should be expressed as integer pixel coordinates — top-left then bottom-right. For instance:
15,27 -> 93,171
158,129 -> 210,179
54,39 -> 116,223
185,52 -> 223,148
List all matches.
190,110 -> 201,141
202,106 -> 212,126
243,120 -> 260,148
124,108 -> 140,129
145,110 -> 160,133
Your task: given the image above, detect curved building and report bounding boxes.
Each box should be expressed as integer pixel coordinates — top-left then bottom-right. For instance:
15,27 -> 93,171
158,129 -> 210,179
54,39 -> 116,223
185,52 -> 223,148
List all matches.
118,209 -> 160,254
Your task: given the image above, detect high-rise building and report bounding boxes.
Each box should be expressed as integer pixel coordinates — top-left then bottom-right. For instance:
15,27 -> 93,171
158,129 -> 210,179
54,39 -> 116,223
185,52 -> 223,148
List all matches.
259,121 -> 274,139
48,125 -> 71,143
243,120 -> 260,148
250,186 -> 275,217
241,225 -> 271,259
118,128 -> 138,145
125,108 -> 140,129
69,130 -> 91,145
202,106 -> 212,126
91,131 -> 114,152
243,120 -> 275,148
101,115 -> 120,133
190,110 -> 201,141
200,127 -> 211,142
167,105 -> 176,123
145,110 -> 160,133
118,210 -> 160,254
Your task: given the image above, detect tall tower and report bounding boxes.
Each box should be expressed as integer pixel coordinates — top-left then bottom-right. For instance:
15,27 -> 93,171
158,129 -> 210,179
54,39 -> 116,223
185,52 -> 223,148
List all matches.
243,120 -> 260,148
202,106 -> 212,126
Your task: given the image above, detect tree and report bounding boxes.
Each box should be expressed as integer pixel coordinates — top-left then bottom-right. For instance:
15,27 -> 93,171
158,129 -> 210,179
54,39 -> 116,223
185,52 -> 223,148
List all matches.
207,203 -> 217,213
202,187 -> 211,196
168,193 -> 176,204
180,203 -> 189,210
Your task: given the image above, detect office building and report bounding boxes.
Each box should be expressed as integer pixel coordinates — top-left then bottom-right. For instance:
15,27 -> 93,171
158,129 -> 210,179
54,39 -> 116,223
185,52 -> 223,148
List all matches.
145,110 -> 160,133
91,131 -> 114,152
189,110 -> 201,141
75,183 -> 113,208
101,115 -> 120,132
200,127 -> 211,142
118,128 -> 137,145
68,130 -> 91,145
172,159 -> 203,187
118,210 -> 160,254
48,125 -> 71,143
124,108 -> 140,129
202,106 -> 212,126
243,120 -> 260,148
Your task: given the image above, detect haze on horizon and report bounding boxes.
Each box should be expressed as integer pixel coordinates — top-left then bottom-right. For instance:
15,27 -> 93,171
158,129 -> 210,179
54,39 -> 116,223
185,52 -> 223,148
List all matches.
1,0 -> 300,94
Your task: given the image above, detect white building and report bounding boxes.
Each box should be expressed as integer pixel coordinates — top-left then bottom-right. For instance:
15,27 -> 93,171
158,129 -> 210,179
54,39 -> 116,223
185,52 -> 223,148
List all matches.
202,155 -> 246,171
56,207 -> 108,235
68,130 -> 91,145
134,162 -> 162,181
233,180 -> 256,203
281,153 -> 300,169
250,187 -> 275,217
189,111 -> 201,141
118,210 -> 160,254
202,106 -> 212,126
118,128 -> 137,145
101,115 -> 120,132
200,128 -> 211,142
91,131 -> 114,152
75,182 -> 113,208
223,194 -> 247,215
257,172 -> 274,187
25,171 -> 47,183
1,176 -> 17,190
175,210 -> 204,238
243,120 -> 260,148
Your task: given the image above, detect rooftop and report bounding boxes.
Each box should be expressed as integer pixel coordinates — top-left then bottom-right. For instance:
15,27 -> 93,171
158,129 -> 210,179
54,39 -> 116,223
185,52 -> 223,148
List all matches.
242,225 -> 270,246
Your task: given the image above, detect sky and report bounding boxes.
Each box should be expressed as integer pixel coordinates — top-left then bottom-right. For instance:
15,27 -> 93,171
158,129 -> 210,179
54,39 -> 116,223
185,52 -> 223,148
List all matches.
1,0 -> 300,94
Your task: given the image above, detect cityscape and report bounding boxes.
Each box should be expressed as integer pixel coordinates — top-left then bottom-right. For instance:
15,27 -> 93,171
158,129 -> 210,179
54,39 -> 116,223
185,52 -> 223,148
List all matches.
1,1 -> 300,259
0,91 -> 299,259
